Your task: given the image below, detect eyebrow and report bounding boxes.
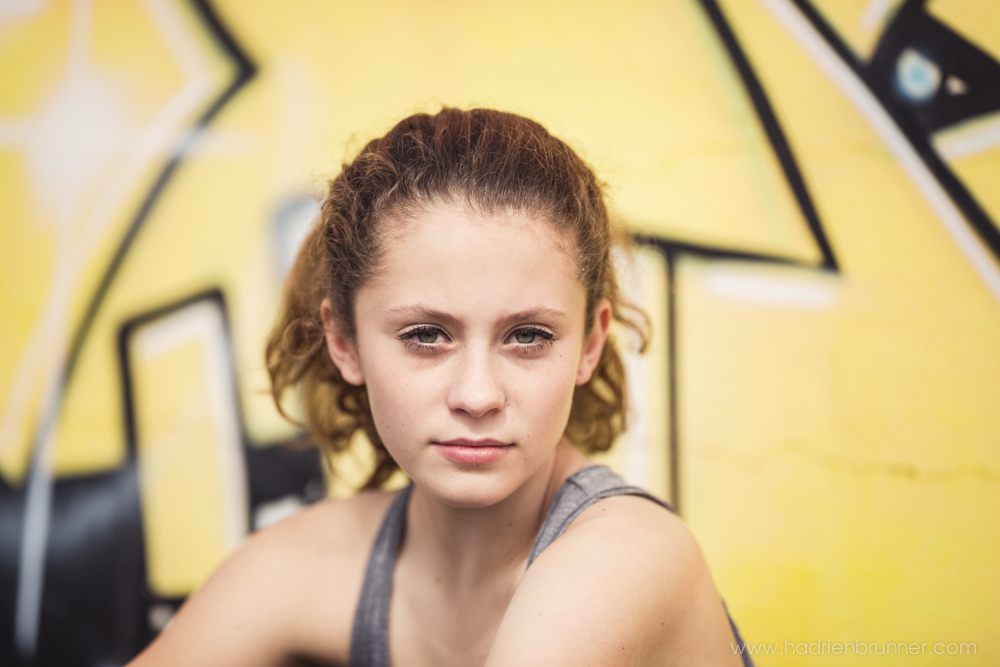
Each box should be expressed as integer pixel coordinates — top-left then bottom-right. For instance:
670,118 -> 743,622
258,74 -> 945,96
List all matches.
386,305 -> 566,329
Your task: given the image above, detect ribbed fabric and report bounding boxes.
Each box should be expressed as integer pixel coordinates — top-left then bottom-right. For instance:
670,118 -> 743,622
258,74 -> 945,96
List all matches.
526,464 -> 670,567
349,484 -> 412,667
349,465 -> 754,667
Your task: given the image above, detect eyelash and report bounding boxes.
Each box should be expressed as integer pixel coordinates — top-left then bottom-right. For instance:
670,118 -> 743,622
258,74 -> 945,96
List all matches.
397,326 -> 556,355
398,326 -> 449,354
507,326 -> 555,355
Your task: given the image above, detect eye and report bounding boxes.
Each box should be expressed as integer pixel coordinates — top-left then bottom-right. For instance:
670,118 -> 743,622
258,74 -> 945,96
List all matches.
506,326 -> 555,353
514,329 -> 540,344
398,325 -> 449,351
416,328 -> 440,344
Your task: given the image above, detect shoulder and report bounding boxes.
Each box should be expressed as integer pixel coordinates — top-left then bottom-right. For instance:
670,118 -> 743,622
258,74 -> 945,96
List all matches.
129,489 -> 398,667
487,493 -> 743,667
258,486 -> 397,569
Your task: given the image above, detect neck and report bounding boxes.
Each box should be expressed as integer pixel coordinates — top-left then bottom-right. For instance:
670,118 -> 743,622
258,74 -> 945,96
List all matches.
402,440 -> 589,593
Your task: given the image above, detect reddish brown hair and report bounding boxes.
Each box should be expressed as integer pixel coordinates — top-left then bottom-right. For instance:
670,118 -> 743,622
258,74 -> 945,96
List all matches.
266,108 -> 647,489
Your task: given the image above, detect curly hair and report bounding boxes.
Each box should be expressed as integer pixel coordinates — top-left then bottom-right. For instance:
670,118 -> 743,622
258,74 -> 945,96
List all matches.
266,107 -> 648,490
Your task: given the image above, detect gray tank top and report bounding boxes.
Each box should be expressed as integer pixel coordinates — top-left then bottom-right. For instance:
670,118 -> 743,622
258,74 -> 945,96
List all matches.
349,464 -> 754,667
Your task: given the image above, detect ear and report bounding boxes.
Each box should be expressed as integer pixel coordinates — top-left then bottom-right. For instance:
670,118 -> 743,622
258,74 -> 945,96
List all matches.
576,298 -> 613,386
321,298 -> 365,386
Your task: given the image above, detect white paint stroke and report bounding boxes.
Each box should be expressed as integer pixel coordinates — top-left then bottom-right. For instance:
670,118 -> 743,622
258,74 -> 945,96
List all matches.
613,246 -> 660,488
704,267 -> 838,308
935,115 -> 1000,161
13,0 -> 96,655
0,0 -> 46,30
861,0 -> 897,34
0,119 -> 32,143
253,494 -> 303,530
13,409 -> 58,658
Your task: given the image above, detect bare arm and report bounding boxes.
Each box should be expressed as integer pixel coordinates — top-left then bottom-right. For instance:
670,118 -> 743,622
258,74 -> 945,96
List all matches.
128,528 -> 310,667
485,496 -> 744,667
127,495 -> 388,667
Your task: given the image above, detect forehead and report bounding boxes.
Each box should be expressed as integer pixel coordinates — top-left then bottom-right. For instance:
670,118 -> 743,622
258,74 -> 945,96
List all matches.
360,202 -> 583,316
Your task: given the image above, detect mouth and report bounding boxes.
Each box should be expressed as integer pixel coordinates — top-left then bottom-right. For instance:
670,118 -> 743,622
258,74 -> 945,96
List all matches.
433,438 -> 513,465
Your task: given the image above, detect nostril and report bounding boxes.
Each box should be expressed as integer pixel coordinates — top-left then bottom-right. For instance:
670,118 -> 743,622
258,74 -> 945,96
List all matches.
448,382 -> 506,418
446,355 -> 506,417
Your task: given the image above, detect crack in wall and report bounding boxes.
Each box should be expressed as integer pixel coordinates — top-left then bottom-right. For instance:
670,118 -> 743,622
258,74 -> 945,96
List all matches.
696,441 -> 1000,483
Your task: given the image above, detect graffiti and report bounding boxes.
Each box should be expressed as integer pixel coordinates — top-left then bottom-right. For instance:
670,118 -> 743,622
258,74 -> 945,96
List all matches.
796,0 -> 1000,264
0,2 -> 321,664
1,0 -> 998,664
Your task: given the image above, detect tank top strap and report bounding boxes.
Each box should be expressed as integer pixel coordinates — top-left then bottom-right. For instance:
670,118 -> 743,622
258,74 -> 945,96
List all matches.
349,484 -> 412,667
527,464 -> 673,567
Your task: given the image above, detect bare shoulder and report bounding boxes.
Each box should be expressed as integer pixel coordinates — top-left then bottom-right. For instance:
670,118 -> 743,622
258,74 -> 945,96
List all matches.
261,486 -> 397,565
486,494 -> 743,667
129,490 -> 398,667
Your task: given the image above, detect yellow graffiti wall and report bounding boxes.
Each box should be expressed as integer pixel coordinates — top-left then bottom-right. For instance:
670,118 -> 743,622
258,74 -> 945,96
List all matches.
1,0 -> 998,664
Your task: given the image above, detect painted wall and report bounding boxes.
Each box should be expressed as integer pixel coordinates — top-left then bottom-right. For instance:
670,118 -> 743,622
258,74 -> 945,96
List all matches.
1,0 -> 998,664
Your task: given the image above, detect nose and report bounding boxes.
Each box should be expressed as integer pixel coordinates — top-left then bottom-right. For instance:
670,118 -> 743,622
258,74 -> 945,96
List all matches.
446,346 -> 506,419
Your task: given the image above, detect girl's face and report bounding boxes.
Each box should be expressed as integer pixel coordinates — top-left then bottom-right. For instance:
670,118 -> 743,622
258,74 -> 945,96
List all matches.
323,202 -> 610,507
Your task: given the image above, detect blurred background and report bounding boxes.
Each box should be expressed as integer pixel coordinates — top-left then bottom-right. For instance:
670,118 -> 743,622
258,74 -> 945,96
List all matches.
1,0 -> 998,664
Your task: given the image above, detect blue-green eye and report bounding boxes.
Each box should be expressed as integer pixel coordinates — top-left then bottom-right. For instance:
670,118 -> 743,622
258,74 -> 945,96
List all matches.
416,329 -> 439,344
514,330 -> 538,344
508,327 -> 554,348
399,326 -> 447,350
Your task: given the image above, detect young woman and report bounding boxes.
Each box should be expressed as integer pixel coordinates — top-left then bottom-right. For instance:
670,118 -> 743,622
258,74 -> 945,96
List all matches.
130,108 -> 752,667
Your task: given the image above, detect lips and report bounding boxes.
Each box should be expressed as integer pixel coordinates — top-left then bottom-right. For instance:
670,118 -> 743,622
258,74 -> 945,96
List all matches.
433,438 -> 513,465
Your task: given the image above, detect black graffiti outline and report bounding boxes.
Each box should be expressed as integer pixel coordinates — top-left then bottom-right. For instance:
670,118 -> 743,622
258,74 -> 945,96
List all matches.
638,0 -> 843,513
116,289 -> 238,617
698,0 -> 840,273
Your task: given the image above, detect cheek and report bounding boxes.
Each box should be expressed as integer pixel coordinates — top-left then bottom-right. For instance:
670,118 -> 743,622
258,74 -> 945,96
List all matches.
513,351 -> 581,436
355,341 -> 436,451
365,371 -> 409,436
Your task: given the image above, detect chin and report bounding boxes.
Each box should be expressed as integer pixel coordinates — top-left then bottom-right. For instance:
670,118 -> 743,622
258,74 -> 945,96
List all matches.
418,467 -> 525,508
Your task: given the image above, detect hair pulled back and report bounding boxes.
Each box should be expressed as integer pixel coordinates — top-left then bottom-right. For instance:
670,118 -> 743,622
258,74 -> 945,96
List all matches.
266,107 -> 647,489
